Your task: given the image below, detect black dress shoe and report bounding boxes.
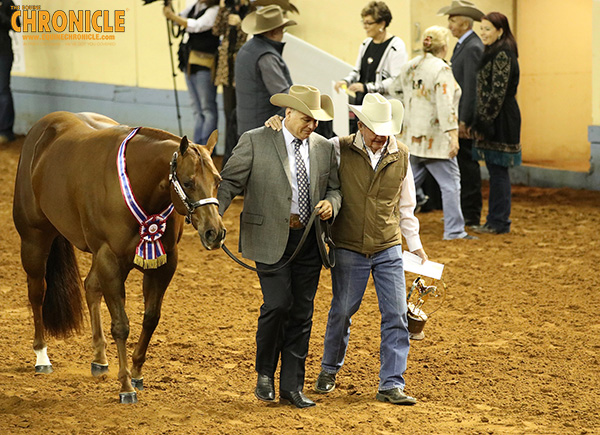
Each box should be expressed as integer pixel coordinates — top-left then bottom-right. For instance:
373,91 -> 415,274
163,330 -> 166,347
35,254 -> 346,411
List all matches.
279,390 -> 316,408
376,388 -> 417,405
314,370 -> 336,394
473,223 -> 509,235
255,374 -> 275,402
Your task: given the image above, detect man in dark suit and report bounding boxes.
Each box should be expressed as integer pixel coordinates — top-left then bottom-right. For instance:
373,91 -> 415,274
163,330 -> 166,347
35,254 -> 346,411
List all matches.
217,85 -> 342,408
439,1 -> 485,227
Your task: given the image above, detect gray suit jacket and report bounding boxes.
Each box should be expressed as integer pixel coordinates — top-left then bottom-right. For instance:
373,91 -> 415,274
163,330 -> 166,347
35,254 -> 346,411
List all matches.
451,31 -> 484,126
218,126 -> 342,265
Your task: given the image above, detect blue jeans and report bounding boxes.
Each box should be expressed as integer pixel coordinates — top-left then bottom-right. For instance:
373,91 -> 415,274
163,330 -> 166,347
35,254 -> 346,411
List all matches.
0,54 -> 15,138
185,68 -> 217,145
486,161 -> 511,232
321,246 -> 410,391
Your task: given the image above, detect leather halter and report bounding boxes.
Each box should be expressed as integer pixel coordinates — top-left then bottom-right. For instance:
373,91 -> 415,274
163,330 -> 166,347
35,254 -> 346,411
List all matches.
169,151 -> 219,223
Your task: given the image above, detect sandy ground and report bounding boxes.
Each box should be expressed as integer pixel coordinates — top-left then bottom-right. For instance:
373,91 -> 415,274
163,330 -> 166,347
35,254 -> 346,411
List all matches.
1,137 -> 599,435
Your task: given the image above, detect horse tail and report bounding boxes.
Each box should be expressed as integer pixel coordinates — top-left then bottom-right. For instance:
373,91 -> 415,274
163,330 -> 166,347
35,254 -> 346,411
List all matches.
42,235 -> 85,338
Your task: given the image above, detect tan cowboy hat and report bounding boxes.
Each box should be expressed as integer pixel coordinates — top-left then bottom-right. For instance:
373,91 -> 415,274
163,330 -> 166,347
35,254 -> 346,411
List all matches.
241,4 -> 297,35
271,85 -> 334,121
252,0 -> 299,14
437,0 -> 484,21
349,93 -> 404,136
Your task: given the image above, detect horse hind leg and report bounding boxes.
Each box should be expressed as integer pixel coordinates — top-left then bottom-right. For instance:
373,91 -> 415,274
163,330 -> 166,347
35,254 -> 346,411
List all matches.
84,270 -> 109,377
20,232 -> 84,374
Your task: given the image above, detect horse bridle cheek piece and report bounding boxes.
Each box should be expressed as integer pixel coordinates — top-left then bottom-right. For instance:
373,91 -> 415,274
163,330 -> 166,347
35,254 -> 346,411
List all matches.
169,151 -> 219,224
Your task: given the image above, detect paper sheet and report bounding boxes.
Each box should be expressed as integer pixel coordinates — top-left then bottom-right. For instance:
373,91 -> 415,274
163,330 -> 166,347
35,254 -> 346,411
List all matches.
403,251 -> 444,280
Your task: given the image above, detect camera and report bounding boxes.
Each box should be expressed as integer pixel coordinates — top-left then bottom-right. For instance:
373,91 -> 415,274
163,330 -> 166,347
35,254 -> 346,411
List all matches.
141,0 -> 171,6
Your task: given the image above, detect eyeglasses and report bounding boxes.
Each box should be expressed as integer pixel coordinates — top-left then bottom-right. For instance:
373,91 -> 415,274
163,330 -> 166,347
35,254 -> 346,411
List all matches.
362,20 -> 377,26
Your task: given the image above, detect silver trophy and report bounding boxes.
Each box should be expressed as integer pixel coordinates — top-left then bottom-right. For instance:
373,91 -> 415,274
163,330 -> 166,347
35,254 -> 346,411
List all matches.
406,277 -> 446,340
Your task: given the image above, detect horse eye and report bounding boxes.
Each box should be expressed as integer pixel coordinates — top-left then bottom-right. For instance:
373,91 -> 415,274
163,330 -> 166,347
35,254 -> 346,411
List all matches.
183,180 -> 194,189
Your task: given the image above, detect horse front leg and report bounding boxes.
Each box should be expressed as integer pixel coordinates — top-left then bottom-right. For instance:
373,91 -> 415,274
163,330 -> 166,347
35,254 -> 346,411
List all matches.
131,251 -> 177,391
84,262 -> 109,377
90,249 -> 136,404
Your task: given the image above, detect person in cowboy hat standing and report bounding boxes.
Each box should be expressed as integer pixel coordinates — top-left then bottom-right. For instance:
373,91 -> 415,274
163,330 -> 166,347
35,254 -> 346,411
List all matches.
313,94 -> 428,405
217,84 -> 342,408
438,0 -> 485,228
234,4 -> 296,137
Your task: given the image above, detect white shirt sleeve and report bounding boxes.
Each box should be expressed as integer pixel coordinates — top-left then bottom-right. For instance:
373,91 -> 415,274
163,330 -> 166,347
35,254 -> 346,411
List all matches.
181,5 -> 219,34
399,160 -> 423,252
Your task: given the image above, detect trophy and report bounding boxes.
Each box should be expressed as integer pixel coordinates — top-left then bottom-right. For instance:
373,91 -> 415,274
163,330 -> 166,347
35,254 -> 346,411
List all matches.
406,277 -> 446,340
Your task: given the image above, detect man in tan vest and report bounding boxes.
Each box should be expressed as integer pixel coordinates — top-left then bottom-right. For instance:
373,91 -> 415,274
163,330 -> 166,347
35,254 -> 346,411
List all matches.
266,93 -> 428,405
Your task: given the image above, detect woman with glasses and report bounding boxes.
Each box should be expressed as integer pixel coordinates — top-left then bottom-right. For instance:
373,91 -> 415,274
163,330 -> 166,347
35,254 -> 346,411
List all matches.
334,1 -> 407,133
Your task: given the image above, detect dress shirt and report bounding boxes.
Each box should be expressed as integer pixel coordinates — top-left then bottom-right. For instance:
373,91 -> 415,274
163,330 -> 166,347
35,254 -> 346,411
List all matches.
330,135 -> 422,252
457,29 -> 474,45
282,119 -> 310,216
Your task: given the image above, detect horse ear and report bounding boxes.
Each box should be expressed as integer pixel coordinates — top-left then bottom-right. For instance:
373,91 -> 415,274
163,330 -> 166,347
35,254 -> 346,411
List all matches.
205,130 -> 218,154
180,136 -> 189,155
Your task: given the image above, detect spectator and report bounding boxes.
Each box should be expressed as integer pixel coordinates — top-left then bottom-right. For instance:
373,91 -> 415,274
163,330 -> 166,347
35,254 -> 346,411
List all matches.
0,0 -> 18,143
212,0 -> 250,168
235,5 -> 295,136
333,1 -> 407,133
392,26 -> 476,240
438,0 -> 485,227
471,12 -> 521,234
164,0 -> 220,146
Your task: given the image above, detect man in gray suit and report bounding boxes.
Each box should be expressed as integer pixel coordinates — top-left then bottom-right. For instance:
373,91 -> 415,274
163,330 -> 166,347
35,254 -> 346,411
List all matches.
218,85 -> 342,409
439,1 -> 485,227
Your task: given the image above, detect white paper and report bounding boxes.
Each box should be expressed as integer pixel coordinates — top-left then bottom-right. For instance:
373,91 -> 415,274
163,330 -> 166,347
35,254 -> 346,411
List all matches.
403,251 -> 444,280
331,80 -> 349,137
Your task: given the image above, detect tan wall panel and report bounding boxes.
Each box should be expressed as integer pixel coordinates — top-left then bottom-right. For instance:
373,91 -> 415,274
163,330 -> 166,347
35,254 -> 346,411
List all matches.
518,0 -> 592,169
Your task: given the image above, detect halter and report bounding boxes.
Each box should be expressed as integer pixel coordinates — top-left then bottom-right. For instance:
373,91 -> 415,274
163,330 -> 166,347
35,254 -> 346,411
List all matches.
169,151 -> 219,224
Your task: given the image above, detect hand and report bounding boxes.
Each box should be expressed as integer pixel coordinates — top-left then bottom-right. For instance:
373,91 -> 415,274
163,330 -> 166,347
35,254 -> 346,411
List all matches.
348,82 -> 365,93
334,80 -> 347,93
458,122 -> 469,139
264,115 -> 283,131
315,200 -> 333,220
411,248 -> 428,264
163,5 -> 174,19
228,14 -> 241,26
220,0 -> 225,7
448,129 -> 459,159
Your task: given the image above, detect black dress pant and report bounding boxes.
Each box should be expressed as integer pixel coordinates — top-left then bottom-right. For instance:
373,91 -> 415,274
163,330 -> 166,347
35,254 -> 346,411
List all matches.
221,84 -> 238,169
255,227 -> 321,392
457,137 -> 482,225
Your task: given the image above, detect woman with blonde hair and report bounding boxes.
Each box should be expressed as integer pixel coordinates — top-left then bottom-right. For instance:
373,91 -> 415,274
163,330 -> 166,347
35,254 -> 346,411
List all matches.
391,25 -> 475,240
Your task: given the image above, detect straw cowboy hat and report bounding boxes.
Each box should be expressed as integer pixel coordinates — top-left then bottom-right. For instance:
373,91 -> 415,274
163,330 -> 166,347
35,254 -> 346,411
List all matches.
271,85 -> 334,121
252,0 -> 299,14
241,4 -> 297,35
437,0 -> 484,21
349,93 -> 404,136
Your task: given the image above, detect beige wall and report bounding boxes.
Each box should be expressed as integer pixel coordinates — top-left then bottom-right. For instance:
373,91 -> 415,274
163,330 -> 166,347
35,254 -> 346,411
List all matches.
593,0 -> 600,125
517,0 -> 592,170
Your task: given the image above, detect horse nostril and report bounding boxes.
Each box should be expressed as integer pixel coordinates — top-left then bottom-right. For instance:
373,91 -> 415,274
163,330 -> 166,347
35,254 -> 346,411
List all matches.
205,229 -> 217,243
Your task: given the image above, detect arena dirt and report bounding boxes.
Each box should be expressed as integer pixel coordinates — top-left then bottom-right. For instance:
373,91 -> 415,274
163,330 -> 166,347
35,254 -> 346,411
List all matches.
1,138 -> 598,434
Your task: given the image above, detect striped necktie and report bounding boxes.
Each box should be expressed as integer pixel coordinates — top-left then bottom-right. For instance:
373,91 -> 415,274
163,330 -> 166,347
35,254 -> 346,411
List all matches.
293,138 -> 311,225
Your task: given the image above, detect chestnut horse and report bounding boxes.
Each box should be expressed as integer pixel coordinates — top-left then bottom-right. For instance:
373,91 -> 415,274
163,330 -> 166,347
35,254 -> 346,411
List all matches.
12,111 -> 226,403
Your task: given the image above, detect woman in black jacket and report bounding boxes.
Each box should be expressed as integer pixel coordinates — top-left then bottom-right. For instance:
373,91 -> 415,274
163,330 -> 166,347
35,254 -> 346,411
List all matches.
472,12 -> 521,235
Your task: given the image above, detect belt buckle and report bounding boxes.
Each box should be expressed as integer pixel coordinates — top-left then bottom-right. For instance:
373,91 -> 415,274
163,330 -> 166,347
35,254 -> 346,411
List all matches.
290,214 -> 304,229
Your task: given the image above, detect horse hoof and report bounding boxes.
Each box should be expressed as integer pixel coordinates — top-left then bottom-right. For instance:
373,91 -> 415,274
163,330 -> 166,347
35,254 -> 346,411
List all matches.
35,364 -> 53,374
119,392 -> 138,404
91,362 -> 109,377
131,377 -> 144,390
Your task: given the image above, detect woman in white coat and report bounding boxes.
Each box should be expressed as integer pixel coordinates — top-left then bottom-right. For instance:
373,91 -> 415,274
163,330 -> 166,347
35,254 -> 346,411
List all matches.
334,1 -> 407,133
392,26 -> 475,240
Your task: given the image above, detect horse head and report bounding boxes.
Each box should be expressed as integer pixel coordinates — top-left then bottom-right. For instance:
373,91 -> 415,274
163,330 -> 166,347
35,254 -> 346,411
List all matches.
170,131 -> 226,250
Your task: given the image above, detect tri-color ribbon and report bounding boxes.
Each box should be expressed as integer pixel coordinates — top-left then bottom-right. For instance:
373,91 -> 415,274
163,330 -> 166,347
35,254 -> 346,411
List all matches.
117,128 -> 175,269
